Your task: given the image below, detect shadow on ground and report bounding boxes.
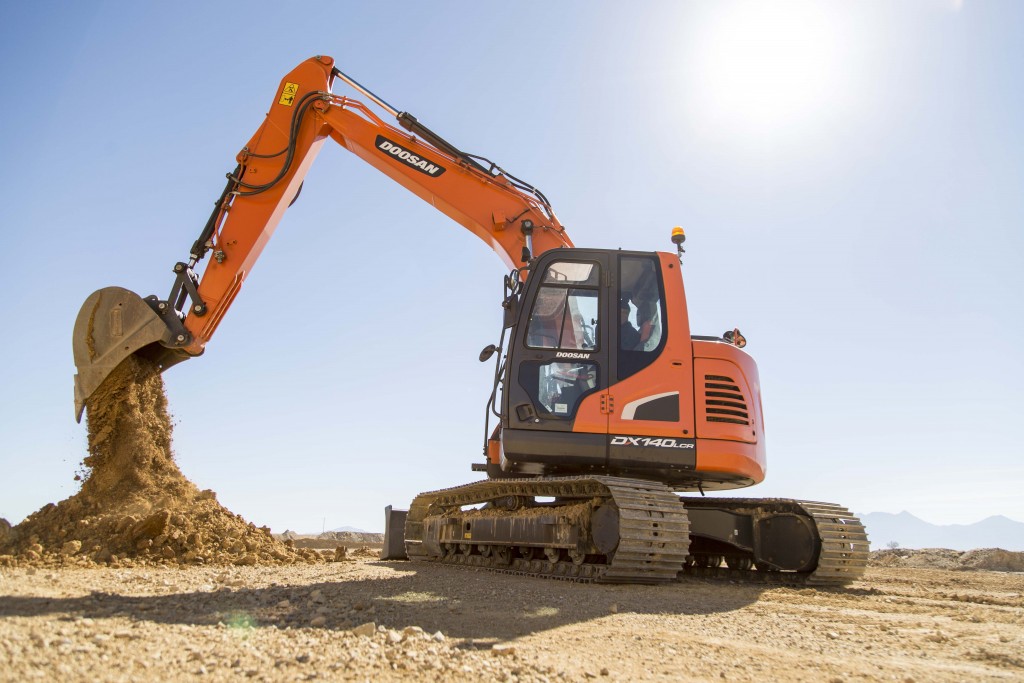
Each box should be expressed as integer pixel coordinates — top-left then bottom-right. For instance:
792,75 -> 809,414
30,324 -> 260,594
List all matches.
0,560 -> 830,641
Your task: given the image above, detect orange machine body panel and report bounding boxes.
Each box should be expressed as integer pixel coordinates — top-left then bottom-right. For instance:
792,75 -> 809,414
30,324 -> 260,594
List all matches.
603,254 -> 766,490
692,341 -> 767,489
603,253 -> 695,440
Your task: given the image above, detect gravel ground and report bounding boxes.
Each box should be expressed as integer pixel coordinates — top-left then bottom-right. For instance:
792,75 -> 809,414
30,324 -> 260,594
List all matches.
1,556 -> 1022,682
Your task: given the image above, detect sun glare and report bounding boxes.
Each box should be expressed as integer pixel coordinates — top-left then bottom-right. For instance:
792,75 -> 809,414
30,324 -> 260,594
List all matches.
689,2 -> 847,140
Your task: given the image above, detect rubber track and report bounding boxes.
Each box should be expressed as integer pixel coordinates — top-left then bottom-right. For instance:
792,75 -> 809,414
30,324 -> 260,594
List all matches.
404,476 -> 690,585
680,498 -> 869,587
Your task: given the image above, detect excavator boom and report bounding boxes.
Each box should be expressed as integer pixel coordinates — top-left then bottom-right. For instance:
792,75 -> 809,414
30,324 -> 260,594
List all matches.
73,55 -> 571,420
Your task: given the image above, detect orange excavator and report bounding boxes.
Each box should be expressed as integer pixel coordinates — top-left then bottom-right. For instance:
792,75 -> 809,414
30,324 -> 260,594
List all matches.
72,56 -> 867,585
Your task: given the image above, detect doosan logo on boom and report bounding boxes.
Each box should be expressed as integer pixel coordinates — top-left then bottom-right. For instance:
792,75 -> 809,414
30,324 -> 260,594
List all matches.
375,136 -> 446,177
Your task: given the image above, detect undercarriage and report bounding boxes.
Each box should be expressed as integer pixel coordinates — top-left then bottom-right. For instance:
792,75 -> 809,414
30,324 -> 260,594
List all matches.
393,476 -> 868,586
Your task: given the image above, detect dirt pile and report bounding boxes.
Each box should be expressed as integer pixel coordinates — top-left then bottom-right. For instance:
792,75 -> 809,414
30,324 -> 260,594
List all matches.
0,355 -> 319,568
316,531 -> 385,543
960,548 -> 1024,572
870,547 -> 1024,572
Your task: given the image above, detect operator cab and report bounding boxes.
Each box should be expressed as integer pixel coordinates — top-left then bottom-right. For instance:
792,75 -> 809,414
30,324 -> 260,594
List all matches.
492,248 -> 700,486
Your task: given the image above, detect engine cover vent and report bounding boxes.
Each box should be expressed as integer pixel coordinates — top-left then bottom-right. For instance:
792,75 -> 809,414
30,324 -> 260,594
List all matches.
704,374 -> 750,425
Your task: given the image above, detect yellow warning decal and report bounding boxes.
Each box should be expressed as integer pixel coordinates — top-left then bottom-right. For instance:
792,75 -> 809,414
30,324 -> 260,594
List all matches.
279,82 -> 299,106
463,533 -> 472,540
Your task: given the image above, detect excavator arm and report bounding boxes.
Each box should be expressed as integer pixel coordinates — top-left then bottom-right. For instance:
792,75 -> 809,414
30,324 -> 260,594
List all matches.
72,55 -> 572,421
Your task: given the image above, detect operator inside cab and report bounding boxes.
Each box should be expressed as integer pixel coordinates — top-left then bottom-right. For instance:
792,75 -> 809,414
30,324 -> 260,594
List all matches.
619,289 -> 660,353
620,298 -> 641,351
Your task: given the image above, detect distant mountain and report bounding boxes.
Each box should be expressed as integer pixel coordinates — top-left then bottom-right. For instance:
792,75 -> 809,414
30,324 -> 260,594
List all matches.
858,511 -> 1024,551
330,525 -> 375,534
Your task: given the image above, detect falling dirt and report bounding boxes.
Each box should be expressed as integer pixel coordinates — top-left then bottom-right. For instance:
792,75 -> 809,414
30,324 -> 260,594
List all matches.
0,355 -> 318,568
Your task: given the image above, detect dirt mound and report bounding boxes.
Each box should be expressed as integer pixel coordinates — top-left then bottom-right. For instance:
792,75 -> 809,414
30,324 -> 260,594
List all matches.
870,547 -> 1024,572
960,548 -> 1024,572
0,355 -> 318,568
317,531 -> 385,543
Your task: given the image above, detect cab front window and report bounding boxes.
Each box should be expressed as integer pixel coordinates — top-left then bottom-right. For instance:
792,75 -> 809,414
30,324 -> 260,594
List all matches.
526,261 -> 600,351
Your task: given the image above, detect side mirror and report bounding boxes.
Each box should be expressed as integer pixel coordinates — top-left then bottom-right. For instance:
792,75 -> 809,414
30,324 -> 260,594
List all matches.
502,295 -> 519,328
479,344 -> 497,362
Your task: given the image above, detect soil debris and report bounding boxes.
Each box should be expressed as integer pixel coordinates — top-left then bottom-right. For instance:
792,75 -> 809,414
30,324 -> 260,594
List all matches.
1,560 -> 1021,682
870,548 -> 1024,572
0,355 -> 317,568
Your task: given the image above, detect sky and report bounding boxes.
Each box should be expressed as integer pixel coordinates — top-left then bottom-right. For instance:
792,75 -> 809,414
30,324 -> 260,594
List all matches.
0,0 -> 1021,534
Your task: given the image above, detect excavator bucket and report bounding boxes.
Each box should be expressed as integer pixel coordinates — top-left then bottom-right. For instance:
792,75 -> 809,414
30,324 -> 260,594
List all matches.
72,286 -> 189,422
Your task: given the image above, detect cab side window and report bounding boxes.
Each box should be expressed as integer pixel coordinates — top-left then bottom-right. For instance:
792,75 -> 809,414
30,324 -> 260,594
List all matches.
618,256 -> 665,380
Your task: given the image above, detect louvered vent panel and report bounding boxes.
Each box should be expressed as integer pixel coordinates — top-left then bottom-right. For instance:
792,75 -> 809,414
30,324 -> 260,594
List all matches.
704,374 -> 750,425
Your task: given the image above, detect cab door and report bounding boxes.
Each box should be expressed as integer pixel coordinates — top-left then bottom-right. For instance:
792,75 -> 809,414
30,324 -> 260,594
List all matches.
605,252 -> 697,478
501,251 -> 611,468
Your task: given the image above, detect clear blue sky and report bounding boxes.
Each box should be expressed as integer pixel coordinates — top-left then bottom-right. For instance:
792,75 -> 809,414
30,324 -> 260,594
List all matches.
1,0 -> 1021,533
